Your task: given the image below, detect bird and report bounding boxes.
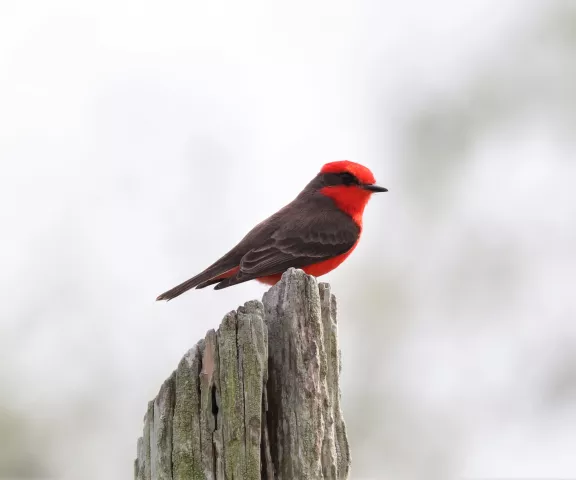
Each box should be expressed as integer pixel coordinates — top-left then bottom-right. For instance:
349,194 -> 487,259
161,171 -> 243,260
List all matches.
156,160 -> 387,301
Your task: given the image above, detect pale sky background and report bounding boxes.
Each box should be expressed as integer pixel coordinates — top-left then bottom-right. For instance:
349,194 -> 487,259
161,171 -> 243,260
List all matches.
1,1 -> 576,479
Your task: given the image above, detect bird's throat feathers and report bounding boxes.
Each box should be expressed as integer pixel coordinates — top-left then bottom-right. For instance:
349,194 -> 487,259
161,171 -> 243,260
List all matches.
320,185 -> 371,227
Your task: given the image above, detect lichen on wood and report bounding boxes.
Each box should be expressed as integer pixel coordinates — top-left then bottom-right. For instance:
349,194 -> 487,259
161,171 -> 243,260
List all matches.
134,268 -> 350,479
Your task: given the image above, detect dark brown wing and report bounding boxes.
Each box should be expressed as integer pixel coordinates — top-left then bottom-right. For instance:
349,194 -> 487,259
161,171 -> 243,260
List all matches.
213,207 -> 359,289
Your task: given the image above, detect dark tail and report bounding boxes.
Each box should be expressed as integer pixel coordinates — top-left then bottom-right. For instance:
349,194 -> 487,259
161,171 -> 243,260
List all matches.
156,265 -> 240,301
156,277 -> 202,301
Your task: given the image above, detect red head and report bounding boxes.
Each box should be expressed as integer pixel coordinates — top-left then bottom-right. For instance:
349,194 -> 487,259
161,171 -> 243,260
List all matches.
318,160 -> 387,226
321,160 -> 377,184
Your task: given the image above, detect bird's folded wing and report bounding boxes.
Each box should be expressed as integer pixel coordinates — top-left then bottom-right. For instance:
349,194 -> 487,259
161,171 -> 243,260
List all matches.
238,226 -> 358,278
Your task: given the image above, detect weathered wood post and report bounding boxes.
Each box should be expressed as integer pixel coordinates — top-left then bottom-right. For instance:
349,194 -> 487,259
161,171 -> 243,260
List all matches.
134,268 -> 350,480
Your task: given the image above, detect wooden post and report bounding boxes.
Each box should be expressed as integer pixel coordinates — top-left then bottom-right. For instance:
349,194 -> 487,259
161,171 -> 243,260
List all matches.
134,268 -> 350,480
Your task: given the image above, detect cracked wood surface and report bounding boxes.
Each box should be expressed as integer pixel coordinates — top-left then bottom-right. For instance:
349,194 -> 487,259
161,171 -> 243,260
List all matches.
134,268 -> 350,480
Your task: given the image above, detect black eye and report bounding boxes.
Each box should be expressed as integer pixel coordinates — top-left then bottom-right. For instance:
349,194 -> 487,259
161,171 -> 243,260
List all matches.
339,172 -> 357,185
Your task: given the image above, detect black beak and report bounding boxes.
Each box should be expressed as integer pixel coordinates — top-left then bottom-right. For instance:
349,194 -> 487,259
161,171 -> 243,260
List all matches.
361,183 -> 388,193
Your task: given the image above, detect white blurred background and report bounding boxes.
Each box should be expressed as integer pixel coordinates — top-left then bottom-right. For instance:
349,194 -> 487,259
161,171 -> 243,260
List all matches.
1,1 -> 575,479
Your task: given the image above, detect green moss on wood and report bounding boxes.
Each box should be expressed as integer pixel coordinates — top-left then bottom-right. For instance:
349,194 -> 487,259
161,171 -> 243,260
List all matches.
152,373 -> 175,480
237,301 -> 267,480
173,346 -> 205,480
218,311 -> 246,479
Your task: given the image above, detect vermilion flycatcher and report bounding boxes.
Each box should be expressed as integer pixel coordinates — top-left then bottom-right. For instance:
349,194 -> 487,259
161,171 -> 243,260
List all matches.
156,160 -> 387,301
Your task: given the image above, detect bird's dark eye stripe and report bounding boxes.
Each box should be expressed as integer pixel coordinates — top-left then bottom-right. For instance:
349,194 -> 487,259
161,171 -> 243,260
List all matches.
320,171 -> 360,187
339,172 -> 358,185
